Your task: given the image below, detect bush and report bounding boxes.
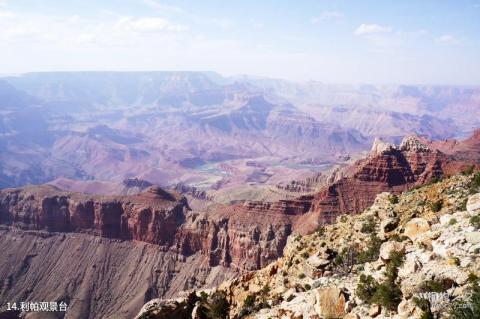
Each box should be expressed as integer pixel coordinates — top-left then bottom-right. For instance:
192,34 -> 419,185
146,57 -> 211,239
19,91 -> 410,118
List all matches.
298,273 -> 306,279
430,200 -> 443,213
243,294 -> 256,308
304,284 -> 311,291
462,165 -> 475,176
471,215 -> 480,229
301,251 -> 310,259
449,218 -> 458,226
473,172 -> 480,188
316,226 -> 325,237
357,235 -> 383,263
208,291 -> 230,319
450,273 -> 480,318
357,274 -> 378,303
390,234 -> 409,242
413,297 -> 434,319
470,172 -> 480,194
388,194 -> 399,204
419,278 -> 455,293
356,250 -> 404,310
361,216 -> 377,234
371,282 -> 403,310
459,198 -> 468,211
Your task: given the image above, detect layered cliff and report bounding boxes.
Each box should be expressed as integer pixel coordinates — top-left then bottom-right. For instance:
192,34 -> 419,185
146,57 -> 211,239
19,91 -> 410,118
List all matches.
0,185 -> 297,318
293,135 -> 477,233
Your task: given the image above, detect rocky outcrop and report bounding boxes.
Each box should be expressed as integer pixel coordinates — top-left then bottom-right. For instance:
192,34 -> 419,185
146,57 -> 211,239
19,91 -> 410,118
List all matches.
0,185 -> 188,246
146,173 -> 480,319
293,135 -> 478,233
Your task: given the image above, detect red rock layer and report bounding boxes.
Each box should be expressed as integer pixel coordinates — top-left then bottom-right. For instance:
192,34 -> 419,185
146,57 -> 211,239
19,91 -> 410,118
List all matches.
0,185 -> 294,271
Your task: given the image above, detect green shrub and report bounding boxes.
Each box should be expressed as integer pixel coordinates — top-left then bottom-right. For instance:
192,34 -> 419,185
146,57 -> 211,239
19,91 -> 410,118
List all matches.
449,218 -> 458,226
413,297 -> 434,319
449,273 -> 480,318
471,215 -> 480,229
316,226 -> 325,237
361,216 -> 377,234
298,273 -> 306,279
473,172 -> 480,188
388,194 -> 399,204
371,282 -> 403,311
356,250 -> 404,310
244,294 -> 256,308
462,165 -> 475,176
390,234 -> 409,242
419,278 -> 455,293
357,235 -> 383,263
459,198 -> 468,211
430,200 -> 443,213
357,274 -> 378,303
301,251 -> 310,259
304,284 -> 311,291
470,172 -> 480,194
208,291 -> 230,319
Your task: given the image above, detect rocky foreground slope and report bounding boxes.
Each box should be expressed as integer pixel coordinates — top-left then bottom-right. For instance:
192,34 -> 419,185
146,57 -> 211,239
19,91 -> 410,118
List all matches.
137,171 -> 480,319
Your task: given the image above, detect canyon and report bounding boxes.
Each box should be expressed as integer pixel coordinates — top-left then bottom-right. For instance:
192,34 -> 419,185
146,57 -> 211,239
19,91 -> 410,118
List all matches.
1,132 -> 479,318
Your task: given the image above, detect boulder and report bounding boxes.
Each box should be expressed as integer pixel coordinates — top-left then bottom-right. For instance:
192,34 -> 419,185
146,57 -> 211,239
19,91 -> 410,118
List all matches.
379,241 -> 406,261
465,232 -> 480,244
404,218 -> 430,241
368,304 -> 381,317
380,217 -> 399,233
397,298 -> 422,319
398,255 -> 422,278
314,287 -> 347,319
467,193 -> 480,215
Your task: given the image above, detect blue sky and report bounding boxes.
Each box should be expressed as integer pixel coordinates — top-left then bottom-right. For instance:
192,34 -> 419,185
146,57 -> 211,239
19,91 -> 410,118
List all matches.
0,0 -> 479,84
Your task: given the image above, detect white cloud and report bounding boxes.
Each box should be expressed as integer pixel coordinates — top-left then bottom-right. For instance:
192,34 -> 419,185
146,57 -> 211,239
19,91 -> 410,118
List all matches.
311,11 -> 344,23
209,17 -> 234,29
434,34 -> 458,45
354,24 -> 392,35
115,17 -> 188,33
142,0 -> 184,13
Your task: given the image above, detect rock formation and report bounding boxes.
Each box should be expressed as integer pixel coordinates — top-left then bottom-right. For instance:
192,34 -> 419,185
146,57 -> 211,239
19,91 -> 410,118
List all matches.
137,172 -> 480,319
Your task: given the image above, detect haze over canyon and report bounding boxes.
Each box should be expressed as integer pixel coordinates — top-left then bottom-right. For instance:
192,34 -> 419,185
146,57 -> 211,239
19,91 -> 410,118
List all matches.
1,71 -> 480,319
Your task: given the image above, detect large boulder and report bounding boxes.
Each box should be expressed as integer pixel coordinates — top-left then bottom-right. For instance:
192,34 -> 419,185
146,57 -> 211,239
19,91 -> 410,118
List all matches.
134,292 -> 197,319
314,287 -> 347,318
404,218 -> 430,241
467,193 -> 480,215
379,241 -> 406,261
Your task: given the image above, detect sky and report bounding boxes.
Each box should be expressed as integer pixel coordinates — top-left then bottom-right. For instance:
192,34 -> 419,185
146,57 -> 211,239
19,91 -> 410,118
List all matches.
0,0 -> 479,85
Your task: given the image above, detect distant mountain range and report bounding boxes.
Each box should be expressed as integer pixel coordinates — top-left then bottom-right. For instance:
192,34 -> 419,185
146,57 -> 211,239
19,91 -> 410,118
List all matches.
1,72 -> 479,193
